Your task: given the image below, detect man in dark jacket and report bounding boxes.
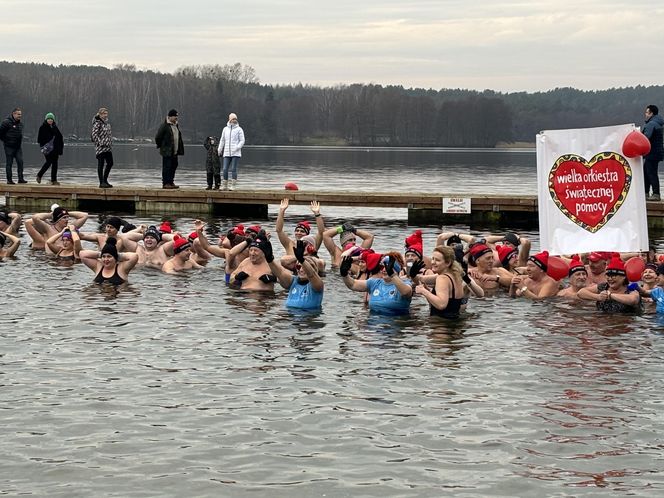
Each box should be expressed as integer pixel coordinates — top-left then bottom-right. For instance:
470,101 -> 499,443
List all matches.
643,104 -> 664,201
155,109 -> 184,189
0,108 -> 26,184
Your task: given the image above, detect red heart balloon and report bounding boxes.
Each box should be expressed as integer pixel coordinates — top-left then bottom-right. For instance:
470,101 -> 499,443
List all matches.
625,256 -> 646,282
622,130 -> 651,158
284,182 -> 299,191
547,256 -> 569,281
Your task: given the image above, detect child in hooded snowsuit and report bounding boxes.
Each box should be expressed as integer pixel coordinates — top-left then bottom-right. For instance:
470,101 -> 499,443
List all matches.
203,136 -> 221,189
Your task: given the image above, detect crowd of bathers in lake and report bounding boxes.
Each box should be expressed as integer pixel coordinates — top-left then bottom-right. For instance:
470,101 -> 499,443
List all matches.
2,198 -> 663,317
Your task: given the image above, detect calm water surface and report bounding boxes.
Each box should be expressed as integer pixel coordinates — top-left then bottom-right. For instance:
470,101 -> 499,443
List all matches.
2,147 -> 664,497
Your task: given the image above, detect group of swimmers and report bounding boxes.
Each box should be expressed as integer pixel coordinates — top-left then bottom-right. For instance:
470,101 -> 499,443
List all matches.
1,198 -> 663,316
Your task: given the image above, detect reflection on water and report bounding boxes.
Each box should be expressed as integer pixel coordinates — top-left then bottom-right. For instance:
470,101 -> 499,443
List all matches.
3,155 -> 664,496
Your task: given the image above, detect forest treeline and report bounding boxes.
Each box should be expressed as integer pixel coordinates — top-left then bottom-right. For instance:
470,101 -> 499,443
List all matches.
1,61 -> 662,147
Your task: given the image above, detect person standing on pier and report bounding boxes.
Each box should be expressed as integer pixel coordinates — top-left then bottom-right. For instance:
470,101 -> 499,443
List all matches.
155,109 -> 184,189
91,107 -> 114,188
643,104 -> 664,201
203,136 -> 221,189
36,112 -> 64,185
217,112 -> 245,191
0,107 -> 26,184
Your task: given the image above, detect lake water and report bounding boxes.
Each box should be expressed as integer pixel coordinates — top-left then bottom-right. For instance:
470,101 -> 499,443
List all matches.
2,146 -> 664,497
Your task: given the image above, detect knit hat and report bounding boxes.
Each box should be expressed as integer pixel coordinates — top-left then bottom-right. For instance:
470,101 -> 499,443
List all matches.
143,225 -> 162,243
168,109 -> 178,117
339,231 -> 356,246
644,262 -> 657,272
188,231 -> 199,242
61,229 -> 73,240
301,234 -> 317,254
496,244 -> 517,267
0,211 -> 10,225
45,112 -> 55,121
228,113 -> 238,121
568,254 -> 587,276
52,206 -> 69,223
246,225 -> 261,235
468,243 -> 492,263
362,251 -> 383,274
173,235 -> 191,254
446,234 -> 462,246
588,251 -> 610,262
605,255 -> 626,276
343,242 -> 363,256
529,251 -> 549,272
404,230 -> 423,259
101,237 -> 119,260
159,221 -> 172,234
232,224 -> 246,236
296,221 -> 311,235
105,217 -> 122,230
503,232 -> 520,247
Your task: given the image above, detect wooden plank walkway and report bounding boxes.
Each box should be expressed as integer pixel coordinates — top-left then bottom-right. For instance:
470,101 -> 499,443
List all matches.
3,183 -> 664,226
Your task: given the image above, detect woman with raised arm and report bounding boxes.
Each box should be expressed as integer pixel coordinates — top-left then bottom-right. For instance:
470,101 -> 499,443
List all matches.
80,237 -> 138,285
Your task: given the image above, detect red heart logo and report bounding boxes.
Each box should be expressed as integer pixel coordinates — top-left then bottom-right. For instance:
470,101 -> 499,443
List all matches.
548,152 -> 632,233
622,130 -> 651,158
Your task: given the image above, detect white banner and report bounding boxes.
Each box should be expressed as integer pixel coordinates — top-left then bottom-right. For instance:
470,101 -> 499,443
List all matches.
536,124 -> 649,255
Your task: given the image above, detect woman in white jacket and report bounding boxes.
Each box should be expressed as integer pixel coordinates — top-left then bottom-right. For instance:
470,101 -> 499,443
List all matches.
217,113 -> 245,190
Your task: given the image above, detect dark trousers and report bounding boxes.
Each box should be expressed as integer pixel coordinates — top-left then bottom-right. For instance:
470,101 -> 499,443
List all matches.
37,152 -> 59,182
97,151 -> 114,184
644,158 -> 661,196
162,155 -> 179,185
206,159 -> 221,187
4,145 -> 24,182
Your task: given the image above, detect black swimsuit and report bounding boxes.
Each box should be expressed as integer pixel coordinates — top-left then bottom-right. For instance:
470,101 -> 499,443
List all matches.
430,274 -> 463,319
94,267 -> 126,285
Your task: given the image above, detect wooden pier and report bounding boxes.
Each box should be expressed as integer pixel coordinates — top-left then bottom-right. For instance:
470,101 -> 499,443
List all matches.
4,183 -> 664,227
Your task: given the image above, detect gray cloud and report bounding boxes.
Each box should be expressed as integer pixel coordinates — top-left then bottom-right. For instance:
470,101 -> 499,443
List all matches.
4,0 -> 662,91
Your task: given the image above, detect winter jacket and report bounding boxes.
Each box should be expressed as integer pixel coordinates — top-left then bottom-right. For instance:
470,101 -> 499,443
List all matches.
643,114 -> 664,162
38,121 -> 64,156
0,114 -> 23,149
91,115 -> 112,156
204,136 -> 221,167
217,122 -> 245,157
155,120 -> 184,157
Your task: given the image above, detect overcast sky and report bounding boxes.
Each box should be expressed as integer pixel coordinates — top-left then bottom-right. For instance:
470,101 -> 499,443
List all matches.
5,0 -> 662,92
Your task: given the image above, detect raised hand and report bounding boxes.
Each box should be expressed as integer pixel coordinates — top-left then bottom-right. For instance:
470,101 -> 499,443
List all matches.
341,222 -> 356,234
310,200 -> 320,215
294,240 -> 306,263
409,260 -> 425,279
280,198 -> 289,211
340,255 -> 353,277
385,255 -> 396,277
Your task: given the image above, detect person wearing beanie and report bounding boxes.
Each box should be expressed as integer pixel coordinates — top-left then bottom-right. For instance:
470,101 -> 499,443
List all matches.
0,210 -> 22,235
578,255 -> 640,313
36,111 -> 64,185
634,263 -> 664,313
585,252 -> 608,285
79,216 -> 133,253
217,112 -> 245,190
162,234 -> 203,273
203,135 -> 221,190
276,198 -> 325,262
80,237 -> 138,284
481,232 -> 532,269
155,109 -> 184,189
193,219 -> 250,284
467,242 -> 513,291
24,205 -> 88,252
264,239 -> 324,310
509,250 -> 559,300
341,251 -> 413,315
0,230 -> 20,259
639,263 -> 659,294
45,225 -> 82,261
0,107 -> 26,184
120,224 -> 175,269
91,107 -> 114,188
557,255 -> 588,299
322,221 -> 375,267
229,230 -> 278,291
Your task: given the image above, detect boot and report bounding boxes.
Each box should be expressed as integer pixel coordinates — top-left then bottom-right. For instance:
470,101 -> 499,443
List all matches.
229,179 -> 237,191
214,174 -> 221,190
222,180 -> 228,191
